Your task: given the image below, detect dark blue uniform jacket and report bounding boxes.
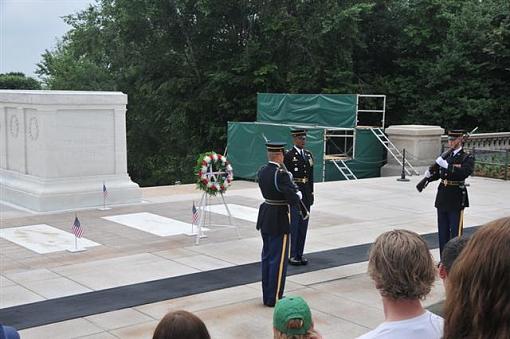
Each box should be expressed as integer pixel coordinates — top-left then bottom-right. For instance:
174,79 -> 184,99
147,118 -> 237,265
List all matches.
256,163 -> 300,235
284,147 -> 314,206
429,149 -> 475,211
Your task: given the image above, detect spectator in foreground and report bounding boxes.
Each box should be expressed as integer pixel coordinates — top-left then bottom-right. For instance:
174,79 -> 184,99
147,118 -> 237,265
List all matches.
443,217 -> 510,339
428,236 -> 469,317
358,229 -> 443,339
0,324 -> 20,339
273,296 -> 322,339
153,310 -> 210,339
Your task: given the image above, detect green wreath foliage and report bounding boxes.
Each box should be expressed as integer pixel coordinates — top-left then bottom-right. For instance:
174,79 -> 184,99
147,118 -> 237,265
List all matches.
194,151 -> 233,196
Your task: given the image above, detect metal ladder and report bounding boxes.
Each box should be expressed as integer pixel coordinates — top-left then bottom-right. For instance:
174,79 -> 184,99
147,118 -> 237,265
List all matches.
331,159 -> 358,180
370,128 -> 419,176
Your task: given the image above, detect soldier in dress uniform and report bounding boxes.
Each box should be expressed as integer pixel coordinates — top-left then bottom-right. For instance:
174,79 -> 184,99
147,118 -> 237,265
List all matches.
256,141 -> 301,307
425,129 -> 475,256
284,129 -> 314,266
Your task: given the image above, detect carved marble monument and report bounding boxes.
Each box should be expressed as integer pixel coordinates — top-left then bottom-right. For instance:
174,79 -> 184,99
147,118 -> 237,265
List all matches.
0,90 -> 142,211
381,125 -> 445,177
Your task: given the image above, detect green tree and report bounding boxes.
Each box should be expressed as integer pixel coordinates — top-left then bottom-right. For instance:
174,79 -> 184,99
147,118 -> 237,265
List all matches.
37,0 -> 510,185
37,0 -> 374,186
0,72 -> 41,89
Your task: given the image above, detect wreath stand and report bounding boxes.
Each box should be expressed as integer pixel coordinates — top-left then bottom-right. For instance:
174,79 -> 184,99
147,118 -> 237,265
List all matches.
192,156 -> 240,245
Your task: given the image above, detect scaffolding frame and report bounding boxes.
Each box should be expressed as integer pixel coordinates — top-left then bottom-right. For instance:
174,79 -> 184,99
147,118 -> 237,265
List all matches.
253,94 -> 388,181
355,94 -> 386,129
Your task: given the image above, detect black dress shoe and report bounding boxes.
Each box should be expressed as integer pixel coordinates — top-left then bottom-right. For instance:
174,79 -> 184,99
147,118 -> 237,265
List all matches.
300,256 -> 308,265
264,302 -> 275,307
288,257 -> 301,266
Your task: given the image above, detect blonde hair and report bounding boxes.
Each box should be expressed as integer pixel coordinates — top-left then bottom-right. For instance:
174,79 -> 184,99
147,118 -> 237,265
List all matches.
273,322 -> 322,339
443,217 -> 510,339
368,229 -> 435,300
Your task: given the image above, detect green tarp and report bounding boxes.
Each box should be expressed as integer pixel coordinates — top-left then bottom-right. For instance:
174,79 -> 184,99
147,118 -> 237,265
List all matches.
227,122 -> 383,182
257,93 -> 357,128
227,122 -> 325,181
324,129 -> 384,181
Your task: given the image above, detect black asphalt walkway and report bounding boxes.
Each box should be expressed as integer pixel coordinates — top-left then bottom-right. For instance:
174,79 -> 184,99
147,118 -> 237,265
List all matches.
0,227 -> 479,330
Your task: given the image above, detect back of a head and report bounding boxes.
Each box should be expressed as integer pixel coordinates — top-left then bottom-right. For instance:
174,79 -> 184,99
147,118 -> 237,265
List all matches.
441,236 -> 468,273
368,229 -> 435,300
153,310 -> 210,339
444,217 -> 510,339
273,296 -> 319,339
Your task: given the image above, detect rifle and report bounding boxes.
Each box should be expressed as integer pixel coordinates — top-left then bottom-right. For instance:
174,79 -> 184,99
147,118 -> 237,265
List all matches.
416,127 -> 478,192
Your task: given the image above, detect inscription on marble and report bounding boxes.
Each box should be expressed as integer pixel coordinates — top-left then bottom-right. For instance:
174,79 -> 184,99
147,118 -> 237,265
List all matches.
28,116 -> 39,141
9,114 -> 19,138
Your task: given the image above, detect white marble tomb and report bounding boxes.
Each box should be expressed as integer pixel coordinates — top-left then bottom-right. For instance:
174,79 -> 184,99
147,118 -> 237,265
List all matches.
0,90 -> 142,211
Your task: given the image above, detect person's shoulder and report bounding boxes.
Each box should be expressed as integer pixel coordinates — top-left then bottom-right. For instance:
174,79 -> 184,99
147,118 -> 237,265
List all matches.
0,325 -> 20,339
411,311 -> 444,338
285,148 -> 296,156
257,164 -> 271,176
426,300 -> 444,318
305,149 -> 313,157
276,166 -> 287,176
460,149 -> 473,158
355,325 -> 385,339
425,310 -> 445,327
257,164 -> 267,173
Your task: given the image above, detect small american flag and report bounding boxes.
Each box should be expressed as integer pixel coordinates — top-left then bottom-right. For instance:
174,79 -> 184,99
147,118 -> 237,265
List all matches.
72,216 -> 83,238
192,202 -> 199,225
103,183 -> 108,199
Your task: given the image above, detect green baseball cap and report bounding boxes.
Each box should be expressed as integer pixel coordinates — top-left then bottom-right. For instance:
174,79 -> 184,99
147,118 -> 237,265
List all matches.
273,296 -> 312,336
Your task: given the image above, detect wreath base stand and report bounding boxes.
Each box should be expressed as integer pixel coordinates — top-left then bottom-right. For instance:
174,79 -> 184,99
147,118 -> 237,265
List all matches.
193,191 -> 240,245
192,152 -> 240,245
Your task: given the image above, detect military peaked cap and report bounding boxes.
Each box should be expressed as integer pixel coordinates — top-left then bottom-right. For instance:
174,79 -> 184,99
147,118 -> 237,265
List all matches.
266,141 -> 286,152
448,130 -> 465,139
290,129 -> 307,137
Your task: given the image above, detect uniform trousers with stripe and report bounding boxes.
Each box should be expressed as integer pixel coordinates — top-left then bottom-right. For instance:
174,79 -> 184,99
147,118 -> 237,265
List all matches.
290,204 -> 310,260
437,209 -> 464,257
261,232 -> 289,306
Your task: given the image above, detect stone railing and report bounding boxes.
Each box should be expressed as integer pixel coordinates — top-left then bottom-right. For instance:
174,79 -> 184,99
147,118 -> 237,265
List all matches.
441,132 -> 510,150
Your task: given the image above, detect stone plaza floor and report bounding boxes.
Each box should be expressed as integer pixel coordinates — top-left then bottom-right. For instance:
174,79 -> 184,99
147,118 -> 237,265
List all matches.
1,176 -> 509,338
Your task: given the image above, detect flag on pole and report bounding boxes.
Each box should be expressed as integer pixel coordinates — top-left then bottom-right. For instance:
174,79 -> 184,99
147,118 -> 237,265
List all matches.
72,216 -> 83,238
103,183 -> 108,199
192,202 -> 199,225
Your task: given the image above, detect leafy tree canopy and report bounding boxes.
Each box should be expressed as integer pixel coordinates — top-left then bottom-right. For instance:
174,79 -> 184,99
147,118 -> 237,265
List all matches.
36,0 -> 510,186
0,72 -> 41,90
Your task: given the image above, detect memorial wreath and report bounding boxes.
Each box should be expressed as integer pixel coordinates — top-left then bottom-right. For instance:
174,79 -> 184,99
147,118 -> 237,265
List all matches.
194,152 -> 233,195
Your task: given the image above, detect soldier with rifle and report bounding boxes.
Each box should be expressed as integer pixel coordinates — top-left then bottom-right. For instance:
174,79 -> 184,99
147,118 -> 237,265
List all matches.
416,129 -> 476,257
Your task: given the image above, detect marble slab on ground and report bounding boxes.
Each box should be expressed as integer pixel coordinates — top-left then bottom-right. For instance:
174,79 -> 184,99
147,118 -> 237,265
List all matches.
203,203 -> 259,223
102,212 -> 208,236
0,224 -> 100,254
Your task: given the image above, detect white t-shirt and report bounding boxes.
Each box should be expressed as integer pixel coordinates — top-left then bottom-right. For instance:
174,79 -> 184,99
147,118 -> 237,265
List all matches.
357,310 -> 444,339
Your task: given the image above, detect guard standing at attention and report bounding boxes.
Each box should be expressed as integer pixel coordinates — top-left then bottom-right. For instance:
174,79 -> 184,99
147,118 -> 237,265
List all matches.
425,129 -> 475,256
257,141 -> 301,307
284,129 -> 314,266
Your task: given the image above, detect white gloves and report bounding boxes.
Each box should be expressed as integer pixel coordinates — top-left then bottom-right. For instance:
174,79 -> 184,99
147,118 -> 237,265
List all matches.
424,169 -> 432,178
435,156 -> 449,169
296,191 -> 303,200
